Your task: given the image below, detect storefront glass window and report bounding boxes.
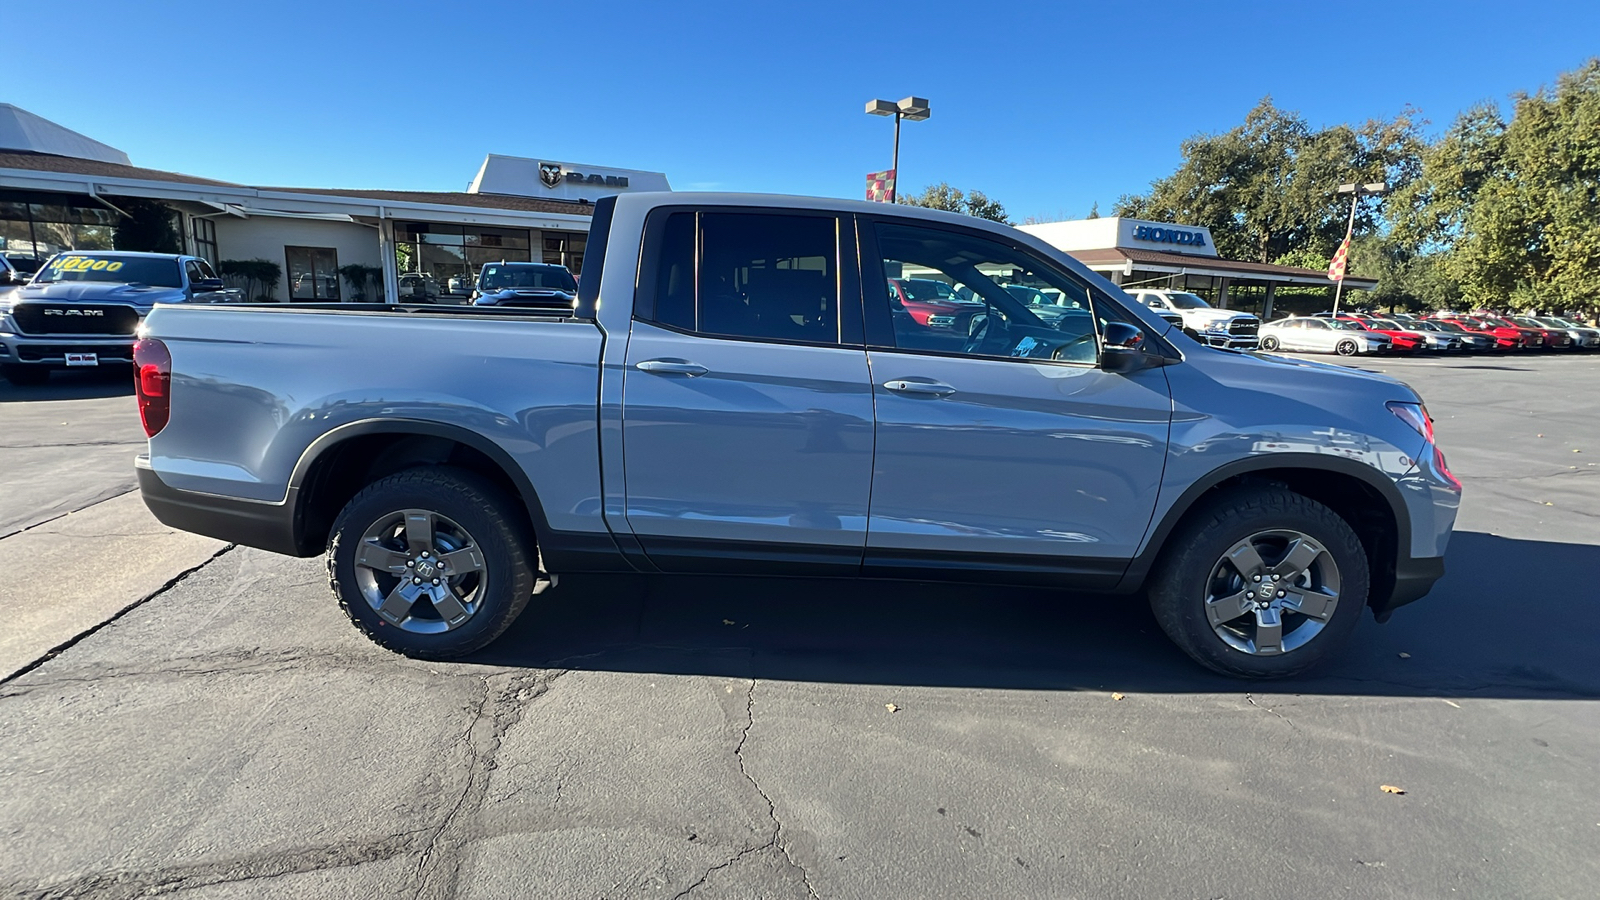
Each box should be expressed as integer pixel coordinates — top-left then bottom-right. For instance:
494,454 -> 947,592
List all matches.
286,246 -> 341,300
394,222 -> 532,298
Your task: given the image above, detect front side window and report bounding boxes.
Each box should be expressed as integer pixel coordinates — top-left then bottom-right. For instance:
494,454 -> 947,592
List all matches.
35,253 -> 182,288
641,211 -> 840,346
872,221 -> 1100,365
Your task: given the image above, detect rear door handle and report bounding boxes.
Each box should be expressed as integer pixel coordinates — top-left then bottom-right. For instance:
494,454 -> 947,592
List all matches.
636,359 -> 709,376
882,380 -> 956,396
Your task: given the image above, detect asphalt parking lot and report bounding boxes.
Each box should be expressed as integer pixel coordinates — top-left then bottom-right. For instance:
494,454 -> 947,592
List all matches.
2,353 -> 1598,899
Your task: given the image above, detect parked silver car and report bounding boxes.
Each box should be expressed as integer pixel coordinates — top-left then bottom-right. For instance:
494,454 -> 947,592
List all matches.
1259,317 -> 1392,355
1529,316 -> 1600,349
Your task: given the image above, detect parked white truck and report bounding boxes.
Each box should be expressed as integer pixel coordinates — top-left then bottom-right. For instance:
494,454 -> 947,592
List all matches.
1125,289 -> 1259,350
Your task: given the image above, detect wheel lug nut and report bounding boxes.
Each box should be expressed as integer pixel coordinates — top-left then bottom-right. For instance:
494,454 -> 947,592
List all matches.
421,551 -> 430,558
413,577 -> 421,584
1252,575 -> 1261,582
1247,592 -> 1255,599
432,578 -> 440,585
1270,574 -> 1279,581
406,560 -> 414,567
1277,590 -> 1286,598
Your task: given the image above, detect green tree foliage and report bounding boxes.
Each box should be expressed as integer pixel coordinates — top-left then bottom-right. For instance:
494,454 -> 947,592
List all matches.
109,198 -> 182,253
901,183 -> 1011,223
1121,60 -> 1600,315
1114,99 -> 1425,264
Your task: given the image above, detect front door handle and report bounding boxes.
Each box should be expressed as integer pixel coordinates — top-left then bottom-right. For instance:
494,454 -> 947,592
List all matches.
636,359 -> 709,376
882,379 -> 956,397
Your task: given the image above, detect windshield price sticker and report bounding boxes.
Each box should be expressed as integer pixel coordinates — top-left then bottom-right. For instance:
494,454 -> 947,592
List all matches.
50,256 -> 124,273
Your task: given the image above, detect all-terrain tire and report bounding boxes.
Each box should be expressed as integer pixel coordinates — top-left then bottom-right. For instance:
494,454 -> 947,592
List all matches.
327,466 -> 536,660
1147,486 -> 1369,679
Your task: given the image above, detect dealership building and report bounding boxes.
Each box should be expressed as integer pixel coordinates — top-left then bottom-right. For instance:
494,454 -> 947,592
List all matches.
0,104 -> 666,302
2,103 -> 1368,313
1021,217 -> 1376,319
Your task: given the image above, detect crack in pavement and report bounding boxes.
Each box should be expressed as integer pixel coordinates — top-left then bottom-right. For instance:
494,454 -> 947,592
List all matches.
675,679 -> 819,899
2,829 -> 434,899
0,543 -> 235,686
0,647 -> 459,698
0,487 -> 139,542
409,669 -> 567,900
1245,693 -> 1300,731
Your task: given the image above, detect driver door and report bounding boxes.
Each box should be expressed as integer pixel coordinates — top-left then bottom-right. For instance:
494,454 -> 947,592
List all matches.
859,218 -> 1171,582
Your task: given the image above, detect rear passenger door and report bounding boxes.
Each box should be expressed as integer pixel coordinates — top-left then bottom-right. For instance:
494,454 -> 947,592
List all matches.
620,208 -> 875,573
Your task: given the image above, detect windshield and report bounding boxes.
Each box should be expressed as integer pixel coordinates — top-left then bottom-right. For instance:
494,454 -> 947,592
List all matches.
1370,319 -> 1403,330
1432,321 -> 1466,333
479,264 -> 576,293
1162,292 -> 1211,310
1512,317 -> 1546,328
903,279 -> 954,300
34,253 -> 182,288
1479,316 -> 1515,328
1327,319 -> 1364,330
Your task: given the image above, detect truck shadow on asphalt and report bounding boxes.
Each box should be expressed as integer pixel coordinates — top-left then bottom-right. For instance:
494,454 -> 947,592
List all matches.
474,531 -> 1600,699
0,368 -> 133,402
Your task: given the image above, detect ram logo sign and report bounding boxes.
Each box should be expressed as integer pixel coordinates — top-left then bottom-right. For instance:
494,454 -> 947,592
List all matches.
43,308 -> 105,316
537,165 -> 630,189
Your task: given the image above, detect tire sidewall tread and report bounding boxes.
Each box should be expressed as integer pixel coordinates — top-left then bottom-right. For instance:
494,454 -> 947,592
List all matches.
327,465 -> 535,660
1148,486 -> 1369,679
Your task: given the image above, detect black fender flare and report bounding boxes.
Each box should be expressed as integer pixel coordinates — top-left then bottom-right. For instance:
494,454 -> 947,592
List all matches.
1116,453 -> 1412,593
287,418 -> 555,554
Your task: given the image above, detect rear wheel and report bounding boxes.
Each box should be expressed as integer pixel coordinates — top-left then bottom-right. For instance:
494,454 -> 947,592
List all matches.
327,466 -> 536,659
1,364 -> 49,386
1148,487 -> 1368,678
1259,335 -> 1280,351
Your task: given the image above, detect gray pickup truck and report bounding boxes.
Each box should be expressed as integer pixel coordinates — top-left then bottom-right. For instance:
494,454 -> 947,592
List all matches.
134,193 -> 1460,678
0,250 -> 240,384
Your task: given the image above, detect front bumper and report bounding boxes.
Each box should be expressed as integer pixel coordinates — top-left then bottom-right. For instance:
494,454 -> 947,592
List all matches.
1197,332 -> 1259,350
0,331 -> 137,366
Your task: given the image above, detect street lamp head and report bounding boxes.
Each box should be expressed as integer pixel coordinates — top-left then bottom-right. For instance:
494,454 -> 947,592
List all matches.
897,96 -> 930,120
865,99 -> 897,117
1336,183 -> 1359,194
1363,181 -> 1389,194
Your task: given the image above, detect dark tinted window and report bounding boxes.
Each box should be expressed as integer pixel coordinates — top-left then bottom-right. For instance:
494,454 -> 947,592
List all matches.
652,212 -> 696,331
698,213 -> 837,344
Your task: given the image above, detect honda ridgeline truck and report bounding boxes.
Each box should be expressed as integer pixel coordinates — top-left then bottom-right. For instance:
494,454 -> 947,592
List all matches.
133,194 -> 1460,678
0,250 -> 240,385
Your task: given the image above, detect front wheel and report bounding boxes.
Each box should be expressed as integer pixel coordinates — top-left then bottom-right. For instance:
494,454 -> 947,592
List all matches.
1259,335 -> 1280,352
1147,487 -> 1368,678
327,466 -> 537,659
1335,339 -> 1359,356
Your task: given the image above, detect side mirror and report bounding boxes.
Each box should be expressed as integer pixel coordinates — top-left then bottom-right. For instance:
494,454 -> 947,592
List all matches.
193,277 -> 226,293
1101,321 -> 1158,373
0,270 -> 23,285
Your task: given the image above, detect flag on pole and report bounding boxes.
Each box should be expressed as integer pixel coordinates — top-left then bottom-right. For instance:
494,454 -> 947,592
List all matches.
1327,237 -> 1350,282
866,169 -> 896,203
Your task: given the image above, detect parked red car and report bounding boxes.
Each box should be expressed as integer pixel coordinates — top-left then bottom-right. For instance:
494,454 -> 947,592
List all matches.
1432,313 -> 1540,350
887,279 -> 986,332
1340,315 -> 1425,351
1504,315 -> 1575,350
1476,313 -> 1567,350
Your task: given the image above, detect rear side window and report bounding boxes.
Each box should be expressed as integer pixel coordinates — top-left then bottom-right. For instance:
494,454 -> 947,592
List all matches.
639,210 -> 841,346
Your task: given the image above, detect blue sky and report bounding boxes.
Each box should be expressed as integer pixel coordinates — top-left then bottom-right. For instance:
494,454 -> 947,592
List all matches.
9,0 -> 1598,222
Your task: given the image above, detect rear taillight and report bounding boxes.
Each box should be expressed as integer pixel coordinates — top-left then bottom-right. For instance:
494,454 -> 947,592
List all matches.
1387,401 -> 1435,444
133,338 -> 171,437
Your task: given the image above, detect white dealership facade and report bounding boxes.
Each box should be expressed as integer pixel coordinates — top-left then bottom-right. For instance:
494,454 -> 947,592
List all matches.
0,104 -> 668,302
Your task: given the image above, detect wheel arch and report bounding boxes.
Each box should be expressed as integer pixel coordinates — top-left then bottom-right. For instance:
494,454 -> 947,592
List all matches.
1120,454 -> 1406,614
289,419 -> 552,558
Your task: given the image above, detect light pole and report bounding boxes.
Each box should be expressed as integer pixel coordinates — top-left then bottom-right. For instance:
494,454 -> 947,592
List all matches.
1331,181 -> 1388,316
865,96 -> 930,202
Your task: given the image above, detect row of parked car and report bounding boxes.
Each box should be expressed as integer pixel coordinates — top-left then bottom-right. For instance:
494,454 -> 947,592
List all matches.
1258,311 -> 1600,356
